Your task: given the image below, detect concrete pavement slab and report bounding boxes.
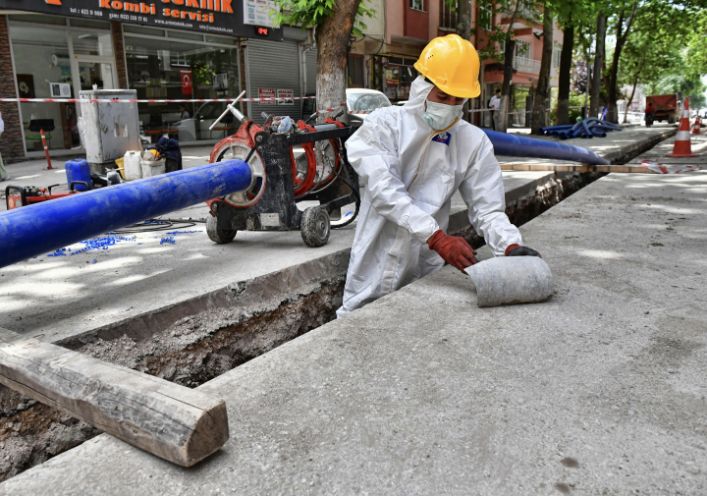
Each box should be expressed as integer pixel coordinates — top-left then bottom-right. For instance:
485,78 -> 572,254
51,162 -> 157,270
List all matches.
0,123 -> 693,484
3,171 -> 705,495
0,166 -> 559,344
0,126 -> 671,346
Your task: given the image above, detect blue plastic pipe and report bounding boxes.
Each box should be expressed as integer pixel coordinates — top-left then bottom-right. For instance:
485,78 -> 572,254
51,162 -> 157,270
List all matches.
0,159 -> 252,268
483,129 -> 609,165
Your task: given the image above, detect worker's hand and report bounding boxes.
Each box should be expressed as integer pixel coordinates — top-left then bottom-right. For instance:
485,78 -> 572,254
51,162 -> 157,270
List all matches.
505,243 -> 541,257
427,230 -> 477,271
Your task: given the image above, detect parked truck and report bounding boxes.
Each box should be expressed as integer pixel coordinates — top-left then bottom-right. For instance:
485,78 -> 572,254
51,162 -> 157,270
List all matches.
645,94 -> 678,127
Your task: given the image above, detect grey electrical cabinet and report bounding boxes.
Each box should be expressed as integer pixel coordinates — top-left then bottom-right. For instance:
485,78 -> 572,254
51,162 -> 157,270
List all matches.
78,89 -> 141,164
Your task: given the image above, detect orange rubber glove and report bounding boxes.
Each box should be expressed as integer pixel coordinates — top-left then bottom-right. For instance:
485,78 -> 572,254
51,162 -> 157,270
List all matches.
427,230 -> 477,271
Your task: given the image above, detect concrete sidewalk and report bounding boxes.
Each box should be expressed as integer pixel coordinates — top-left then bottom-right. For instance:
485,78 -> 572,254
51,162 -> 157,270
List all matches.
3,168 -> 704,495
0,125 -> 675,344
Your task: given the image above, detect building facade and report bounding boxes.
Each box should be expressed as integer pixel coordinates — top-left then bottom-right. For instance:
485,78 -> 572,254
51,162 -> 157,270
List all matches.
349,1 -> 563,127
0,1 -> 315,162
0,2 -> 563,162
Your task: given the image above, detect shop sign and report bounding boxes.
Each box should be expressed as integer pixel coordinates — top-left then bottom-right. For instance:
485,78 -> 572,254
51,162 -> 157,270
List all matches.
276,88 -> 294,106
0,0 -> 282,39
258,87 -> 275,104
243,0 -> 278,28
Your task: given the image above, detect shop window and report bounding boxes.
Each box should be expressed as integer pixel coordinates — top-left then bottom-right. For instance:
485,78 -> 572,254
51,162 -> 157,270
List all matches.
71,30 -> 114,57
410,0 -> 425,12
10,21 -> 79,152
124,35 -> 240,143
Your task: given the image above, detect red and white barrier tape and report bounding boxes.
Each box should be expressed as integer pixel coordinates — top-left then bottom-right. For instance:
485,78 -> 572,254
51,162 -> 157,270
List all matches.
0,96 -> 349,116
0,96 -> 319,104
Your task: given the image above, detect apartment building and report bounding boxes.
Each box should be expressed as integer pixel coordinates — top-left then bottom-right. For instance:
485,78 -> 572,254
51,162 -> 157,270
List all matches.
350,1 -> 563,127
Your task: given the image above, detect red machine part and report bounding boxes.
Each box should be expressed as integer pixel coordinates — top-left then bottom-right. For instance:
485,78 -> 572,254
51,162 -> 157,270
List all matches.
4,184 -> 78,210
208,116 -> 345,208
209,122 -> 267,209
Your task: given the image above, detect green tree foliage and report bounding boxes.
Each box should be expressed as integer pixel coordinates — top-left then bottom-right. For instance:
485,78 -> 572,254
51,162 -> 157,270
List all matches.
557,0 -> 704,123
275,0 -> 373,36
684,8 -> 707,82
613,1 -> 706,112
618,2 -> 684,120
274,0 -> 373,120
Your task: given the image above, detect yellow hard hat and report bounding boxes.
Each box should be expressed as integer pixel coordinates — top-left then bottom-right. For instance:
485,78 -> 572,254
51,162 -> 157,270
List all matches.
413,34 -> 481,99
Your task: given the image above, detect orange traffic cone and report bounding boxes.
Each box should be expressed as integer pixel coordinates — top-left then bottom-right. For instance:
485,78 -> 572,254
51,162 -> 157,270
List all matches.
670,98 -> 694,157
692,115 -> 702,135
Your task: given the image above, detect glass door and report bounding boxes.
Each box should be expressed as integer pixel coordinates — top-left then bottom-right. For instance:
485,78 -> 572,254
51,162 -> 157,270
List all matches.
78,60 -> 114,90
72,56 -> 116,93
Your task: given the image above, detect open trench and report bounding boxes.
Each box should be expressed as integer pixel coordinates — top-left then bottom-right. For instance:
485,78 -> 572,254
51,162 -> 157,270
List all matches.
0,136 -> 663,481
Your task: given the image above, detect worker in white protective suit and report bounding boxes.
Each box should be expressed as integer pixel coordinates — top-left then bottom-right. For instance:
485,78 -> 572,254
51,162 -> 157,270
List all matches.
337,34 -> 540,317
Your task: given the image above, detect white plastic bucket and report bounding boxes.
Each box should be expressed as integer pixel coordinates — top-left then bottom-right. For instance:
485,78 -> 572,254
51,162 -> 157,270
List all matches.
123,151 -> 142,180
140,159 -> 166,178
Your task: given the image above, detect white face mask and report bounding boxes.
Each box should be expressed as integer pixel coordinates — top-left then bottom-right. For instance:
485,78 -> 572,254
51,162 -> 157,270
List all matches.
422,100 -> 463,131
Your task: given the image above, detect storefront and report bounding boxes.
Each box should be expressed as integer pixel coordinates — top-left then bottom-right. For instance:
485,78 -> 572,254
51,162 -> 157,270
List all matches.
0,0 -> 310,161
122,24 -> 243,142
6,14 -> 118,152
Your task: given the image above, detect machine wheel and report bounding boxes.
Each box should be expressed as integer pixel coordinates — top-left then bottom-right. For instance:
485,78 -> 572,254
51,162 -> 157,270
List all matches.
206,213 -> 237,244
300,206 -> 330,247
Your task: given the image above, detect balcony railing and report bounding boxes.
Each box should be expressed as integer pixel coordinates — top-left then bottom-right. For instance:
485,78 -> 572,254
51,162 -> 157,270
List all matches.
513,56 -> 540,73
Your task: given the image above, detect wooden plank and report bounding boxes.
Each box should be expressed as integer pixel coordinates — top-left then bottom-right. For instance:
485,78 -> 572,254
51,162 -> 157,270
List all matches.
500,162 -> 652,174
0,337 -> 228,467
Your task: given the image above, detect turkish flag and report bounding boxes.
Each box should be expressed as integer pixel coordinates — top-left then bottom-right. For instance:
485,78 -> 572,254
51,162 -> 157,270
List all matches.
180,70 -> 193,97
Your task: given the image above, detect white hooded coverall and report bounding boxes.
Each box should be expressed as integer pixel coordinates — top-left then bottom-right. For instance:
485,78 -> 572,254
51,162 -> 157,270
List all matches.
337,76 -> 523,317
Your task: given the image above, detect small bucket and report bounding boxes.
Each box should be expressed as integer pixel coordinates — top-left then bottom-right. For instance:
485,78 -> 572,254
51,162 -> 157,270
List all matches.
140,159 -> 165,178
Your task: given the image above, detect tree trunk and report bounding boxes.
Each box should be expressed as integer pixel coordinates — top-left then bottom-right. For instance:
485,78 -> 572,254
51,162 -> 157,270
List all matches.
457,0 -> 472,38
589,12 -> 607,118
500,38 -> 515,130
623,73 -> 639,123
315,0 -> 360,123
530,3 -> 554,134
557,20 -> 573,124
499,0 -> 521,131
606,1 -> 638,123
